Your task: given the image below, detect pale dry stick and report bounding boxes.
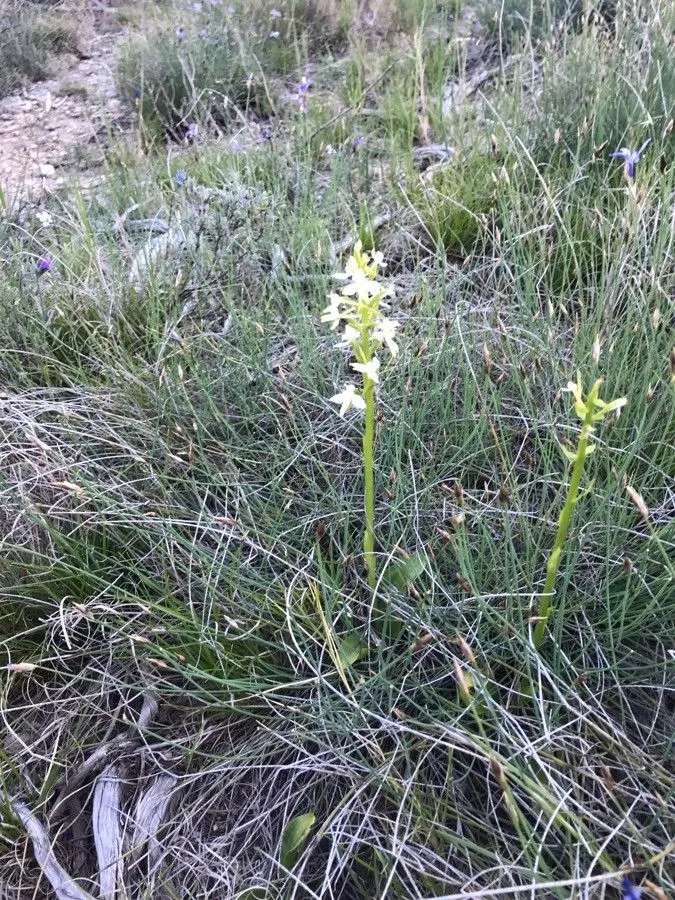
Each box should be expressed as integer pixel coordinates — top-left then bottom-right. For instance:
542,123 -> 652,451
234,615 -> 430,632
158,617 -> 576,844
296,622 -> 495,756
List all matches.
129,773 -> 179,868
3,796 -> 94,900
425,870 -> 633,899
92,764 -> 126,900
51,693 -> 158,821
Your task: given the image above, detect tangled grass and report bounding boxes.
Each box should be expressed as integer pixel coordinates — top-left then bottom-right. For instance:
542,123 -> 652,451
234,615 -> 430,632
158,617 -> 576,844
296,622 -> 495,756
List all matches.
0,0 -> 673,897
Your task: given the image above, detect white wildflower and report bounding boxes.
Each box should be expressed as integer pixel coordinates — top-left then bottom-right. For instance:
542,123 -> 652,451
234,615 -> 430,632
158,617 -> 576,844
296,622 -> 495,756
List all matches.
351,356 -> 380,383
330,383 -> 366,416
335,267 -> 381,300
373,317 -> 400,358
320,293 -> 344,329
35,210 -> 53,227
338,324 -> 361,348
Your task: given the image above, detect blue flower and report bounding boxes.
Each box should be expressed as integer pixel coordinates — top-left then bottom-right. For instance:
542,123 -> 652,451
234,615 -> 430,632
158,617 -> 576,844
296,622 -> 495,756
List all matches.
295,76 -> 312,112
351,135 -> 365,154
185,122 -> 199,140
609,139 -> 651,179
175,170 -> 187,185
620,876 -> 641,900
176,26 -> 185,42
36,256 -> 54,274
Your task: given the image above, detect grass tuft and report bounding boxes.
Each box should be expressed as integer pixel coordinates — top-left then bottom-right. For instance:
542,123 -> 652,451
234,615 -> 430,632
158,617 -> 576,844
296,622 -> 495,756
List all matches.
0,0 -> 81,98
0,0 -> 673,897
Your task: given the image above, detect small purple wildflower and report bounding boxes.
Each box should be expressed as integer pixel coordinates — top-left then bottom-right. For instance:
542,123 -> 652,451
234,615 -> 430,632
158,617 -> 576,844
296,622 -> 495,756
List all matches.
199,27 -> 209,38
269,30 -> 279,37
185,122 -> 199,141
192,1 -> 202,10
609,138 -> 651,179
175,170 -> 187,185
176,26 -> 185,42
620,876 -> 641,900
270,8 -> 282,17
261,125 -> 273,141
295,76 -> 312,112
351,135 -> 365,154
36,256 -> 53,274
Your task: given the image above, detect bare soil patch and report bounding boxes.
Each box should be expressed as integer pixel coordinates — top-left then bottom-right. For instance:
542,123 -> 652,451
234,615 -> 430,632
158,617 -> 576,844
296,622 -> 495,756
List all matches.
0,7 -> 129,201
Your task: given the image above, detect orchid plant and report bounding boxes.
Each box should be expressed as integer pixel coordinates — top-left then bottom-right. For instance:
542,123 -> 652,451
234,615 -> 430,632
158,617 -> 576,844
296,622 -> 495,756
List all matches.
322,241 -> 399,588
534,375 -> 627,647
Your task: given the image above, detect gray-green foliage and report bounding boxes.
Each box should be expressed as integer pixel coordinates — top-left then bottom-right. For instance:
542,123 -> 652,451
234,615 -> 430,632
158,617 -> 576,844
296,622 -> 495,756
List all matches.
0,0 -> 674,897
0,1 -> 79,98
116,0 -> 358,138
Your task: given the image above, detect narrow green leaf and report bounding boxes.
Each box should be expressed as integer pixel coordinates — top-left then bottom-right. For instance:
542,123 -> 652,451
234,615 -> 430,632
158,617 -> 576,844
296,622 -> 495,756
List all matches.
560,445 -> 577,464
339,633 -> 362,666
384,553 -> 426,590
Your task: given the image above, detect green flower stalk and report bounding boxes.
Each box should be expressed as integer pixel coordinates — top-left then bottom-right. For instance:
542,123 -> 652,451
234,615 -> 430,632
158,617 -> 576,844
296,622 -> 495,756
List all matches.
322,242 -> 399,588
534,375 -> 627,648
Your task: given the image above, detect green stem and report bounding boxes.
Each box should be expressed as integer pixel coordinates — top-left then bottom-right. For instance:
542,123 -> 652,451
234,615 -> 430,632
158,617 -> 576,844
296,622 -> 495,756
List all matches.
534,413 -> 594,648
363,376 -> 376,588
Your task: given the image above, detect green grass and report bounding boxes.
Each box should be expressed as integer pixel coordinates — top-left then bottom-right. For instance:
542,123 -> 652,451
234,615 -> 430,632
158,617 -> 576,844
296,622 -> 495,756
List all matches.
0,0 -> 673,897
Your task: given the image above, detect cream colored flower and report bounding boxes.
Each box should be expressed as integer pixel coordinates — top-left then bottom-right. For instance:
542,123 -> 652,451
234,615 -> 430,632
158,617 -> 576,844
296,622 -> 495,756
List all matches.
564,372 -> 587,419
373,317 -> 400,358
320,293 -> 344,329
338,324 -> 361,348
330,383 -> 366,416
351,356 -> 380,383
337,268 -> 382,300
36,210 -> 53,228
344,249 -> 362,277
